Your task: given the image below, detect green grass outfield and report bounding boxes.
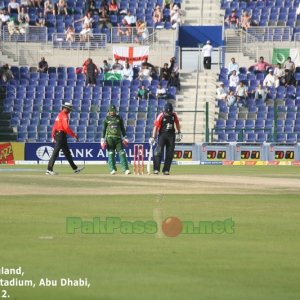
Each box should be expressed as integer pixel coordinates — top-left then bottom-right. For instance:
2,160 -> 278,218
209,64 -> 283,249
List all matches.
0,165 -> 300,300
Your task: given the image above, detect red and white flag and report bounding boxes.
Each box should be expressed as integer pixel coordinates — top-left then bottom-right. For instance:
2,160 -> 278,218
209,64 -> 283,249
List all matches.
113,46 -> 149,65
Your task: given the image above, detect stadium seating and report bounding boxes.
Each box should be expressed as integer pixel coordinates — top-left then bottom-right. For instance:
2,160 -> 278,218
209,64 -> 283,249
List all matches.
3,66 -> 176,143
222,0 -> 300,40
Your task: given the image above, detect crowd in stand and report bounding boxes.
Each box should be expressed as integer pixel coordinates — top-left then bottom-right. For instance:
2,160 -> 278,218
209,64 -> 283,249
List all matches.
0,54 -> 180,101
73,55 -> 181,99
217,55 -> 298,107
0,0 -> 183,41
224,8 -> 257,30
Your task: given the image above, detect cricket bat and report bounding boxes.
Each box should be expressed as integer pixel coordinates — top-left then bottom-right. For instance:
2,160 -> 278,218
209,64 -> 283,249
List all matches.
147,144 -> 153,174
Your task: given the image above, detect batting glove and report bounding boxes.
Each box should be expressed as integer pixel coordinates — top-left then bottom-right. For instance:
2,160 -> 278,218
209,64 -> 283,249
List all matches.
100,138 -> 107,150
122,136 -> 129,147
149,137 -> 155,145
175,133 -> 183,142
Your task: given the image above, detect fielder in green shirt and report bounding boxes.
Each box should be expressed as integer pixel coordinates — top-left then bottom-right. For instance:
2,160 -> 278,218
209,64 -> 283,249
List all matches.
101,105 -> 131,175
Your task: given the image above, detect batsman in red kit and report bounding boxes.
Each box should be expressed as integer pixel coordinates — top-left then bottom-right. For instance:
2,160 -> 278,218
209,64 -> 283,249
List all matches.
46,102 -> 85,175
149,102 -> 182,175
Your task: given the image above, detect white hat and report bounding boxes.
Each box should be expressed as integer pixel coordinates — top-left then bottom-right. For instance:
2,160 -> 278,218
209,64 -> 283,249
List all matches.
207,40 -> 211,44
219,82 -> 224,86
62,102 -> 73,110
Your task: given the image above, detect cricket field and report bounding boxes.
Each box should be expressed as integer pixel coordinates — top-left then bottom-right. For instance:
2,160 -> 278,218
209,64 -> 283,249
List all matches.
0,165 -> 300,300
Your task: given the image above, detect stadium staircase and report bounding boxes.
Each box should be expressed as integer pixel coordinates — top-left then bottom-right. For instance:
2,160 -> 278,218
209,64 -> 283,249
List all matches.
183,0 -> 224,25
178,71 -> 218,143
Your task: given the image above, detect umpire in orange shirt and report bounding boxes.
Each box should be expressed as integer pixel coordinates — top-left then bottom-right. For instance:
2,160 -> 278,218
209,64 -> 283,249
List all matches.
46,102 -> 84,175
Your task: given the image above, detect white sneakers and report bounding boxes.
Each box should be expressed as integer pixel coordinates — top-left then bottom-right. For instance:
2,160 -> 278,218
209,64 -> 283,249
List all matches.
110,170 -> 131,175
154,170 -> 159,175
74,166 -> 85,174
45,170 -> 58,175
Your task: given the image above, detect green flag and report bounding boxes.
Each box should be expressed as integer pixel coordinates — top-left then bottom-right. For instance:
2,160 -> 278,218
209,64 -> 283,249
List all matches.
104,72 -> 122,81
272,48 -> 300,65
272,49 -> 290,64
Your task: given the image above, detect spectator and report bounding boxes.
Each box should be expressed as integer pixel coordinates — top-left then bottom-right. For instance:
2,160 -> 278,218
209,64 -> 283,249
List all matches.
156,84 -> 167,99
139,63 -> 152,82
75,11 -> 94,28
228,57 -> 239,76
134,19 -> 149,43
102,59 -> 112,72
36,11 -> 45,26
80,23 -> 93,41
152,5 -> 163,24
18,6 -> 30,34
55,0 -> 68,15
229,70 -> 239,88
250,56 -> 272,74
0,9 -> 10,29
168,71 -> 180,91
7,17 -> 19,35
143,57 -> 157,76
44,0 -> 55,15
122,62 -> 133,81
227,90 -> 237,106
170,4 -> 182,29
254,84 -> 267,102
216,82 -> 228,101
168,56 -> 180,87
283,56 -> 295,74
0,64 -> 14,82
28,0 -> 41,8
240,11 -> 251,30
274,63 -> 285,82
85,58 -> 98,86
38,57 -> 48,73
108,0 -> 118,15
75,12 -> 94,41
8,0 -> 20,14
117,18 -> 131,36
281,69 -> 296,87
65,25 -> 75,42
85,0 -> 97,15
99,5 -> 112,29
202,40 -> 213,70
124,10 -> 136,27
297,3 -> 300,15
160,62 -> 171,81
225,9 -> 239,29
20,0 -> 29,8
263,69 -> 279,88
136,85 -> 150,100
112,59 -> 123,71
235,81 -> 248,106
163,0 -> 172,9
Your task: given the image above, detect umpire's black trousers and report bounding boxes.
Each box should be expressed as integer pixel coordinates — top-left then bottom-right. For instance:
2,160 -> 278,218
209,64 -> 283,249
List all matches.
153,133 -> 175,172
48,131 -> 77,171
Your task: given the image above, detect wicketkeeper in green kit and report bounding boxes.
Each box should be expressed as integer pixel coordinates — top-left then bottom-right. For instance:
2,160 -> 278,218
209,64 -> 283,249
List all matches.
101,105 -> 131,175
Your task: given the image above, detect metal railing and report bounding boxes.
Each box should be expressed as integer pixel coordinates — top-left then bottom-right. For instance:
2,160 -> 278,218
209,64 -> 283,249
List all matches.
2,25 -> 48,43
246,26 -> 292,43
52,33 -> 107,49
